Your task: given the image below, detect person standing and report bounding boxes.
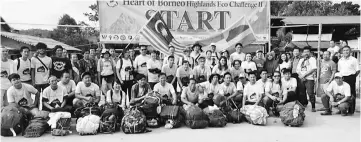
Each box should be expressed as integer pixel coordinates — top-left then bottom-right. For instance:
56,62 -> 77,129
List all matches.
134,45 -> 150,77
317,51 -> 336,106
1,47 -> 15,107
147,51 -> 162,89
253,50 -> 265,78
337,46 -> 360,114
179,47 -> 195,69
209,43 -> 220,64
291,47 -> 301,75
205,50 -> 217,70
264,52 -> 279,77
109,47 -> 119,65
162,55 -> 177,90
50,45 -> 72,80
163,46 -> 179,68
31,42 -> 52,93
241,53 -> 257,74
230,43 -> 246,64
190,43 -> 204,66
79,49 -> 98,84
70,54 -> 80,83
13,46 -> 31,84
176,61 -> 193,93
116,49 -> 135,98
296,46 -> 317,112
97,51 -> 116,95
327,40 -> 340,58
276,53 -> 291,76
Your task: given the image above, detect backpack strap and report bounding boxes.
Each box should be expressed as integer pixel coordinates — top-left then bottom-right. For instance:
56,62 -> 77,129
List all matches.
110,90 -> 113,103
36,56 -> 48,70
17,58 -> 20,70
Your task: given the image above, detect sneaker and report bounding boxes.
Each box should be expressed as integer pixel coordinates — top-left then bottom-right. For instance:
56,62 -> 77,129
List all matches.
311,108 -> 316,112
321,111 -> 332,115
316,108 -> 327,111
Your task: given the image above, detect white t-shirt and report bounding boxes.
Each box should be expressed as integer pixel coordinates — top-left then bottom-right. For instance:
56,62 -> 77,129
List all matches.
75,82 -> 101,97
192,65 -> 212,81
13,58 -> 31,82
106,90 -> 128,108
57,80 -> 76,94
176,66 -> 192,78
244,82 -> 264,102
230,52 -> 246,62
7,83 -> 38,106
31,56 -> 52,85
296,57 -> 317,80
281,77 -> 297,94
212,65 -> 230,76
220,82 -> 237,96
337,56 -> 360,76
278,61 -> 291,71
265,82 -> 282,95
190,51 -> 204,63
134,55 -> 150,76
327,46 -> 340,56
199,82 -> 223,95
43,85 -> 68,103
256,79 -> 268,90
236,82 -> 246,91
179,56 -> 194,68
241,61 -> 257,71
161,64 -> 177,77
117,58 -> 134,81
97,58 -> 114,76
147,59 -> 162,82
326,81 -> 351,97
163,54 -> 179,67
153,82 -> 176,98
1,60 -> 15,89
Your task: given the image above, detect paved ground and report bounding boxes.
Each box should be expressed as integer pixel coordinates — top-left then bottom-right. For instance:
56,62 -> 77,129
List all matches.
2,98 -> 360,142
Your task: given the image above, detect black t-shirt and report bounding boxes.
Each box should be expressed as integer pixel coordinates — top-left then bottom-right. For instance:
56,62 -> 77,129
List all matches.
50,57 -> 72,78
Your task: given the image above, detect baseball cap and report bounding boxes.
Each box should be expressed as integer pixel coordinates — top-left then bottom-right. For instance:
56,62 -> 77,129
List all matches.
210,43 -> 216,46
256,50 -> 263,53
239,73 -> 246,78
334,72 -> 342,78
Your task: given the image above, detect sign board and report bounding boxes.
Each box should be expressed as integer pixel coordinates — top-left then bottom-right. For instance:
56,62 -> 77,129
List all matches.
99,0 -> 269,44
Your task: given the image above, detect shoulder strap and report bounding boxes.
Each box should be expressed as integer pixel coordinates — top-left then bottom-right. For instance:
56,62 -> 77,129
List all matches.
36,56 -> 48,70
110,90 -> 113,103
17,58 -> 20,70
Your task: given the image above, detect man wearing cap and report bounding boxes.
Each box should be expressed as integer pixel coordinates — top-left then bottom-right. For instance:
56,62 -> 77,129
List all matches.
230,43 -> 246,64
210,43 -> 220,63
50,45 -> 73,80
253,50 -> 265,78
320,73 -> 352,116
74,72 -> 101,108
97,50 -> 116,95
31,42 -> 52,93
134,45 -> 151,77
337,46 -> 360,114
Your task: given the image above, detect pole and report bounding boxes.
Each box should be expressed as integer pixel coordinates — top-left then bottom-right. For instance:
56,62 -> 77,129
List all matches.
316,23 -> 322,97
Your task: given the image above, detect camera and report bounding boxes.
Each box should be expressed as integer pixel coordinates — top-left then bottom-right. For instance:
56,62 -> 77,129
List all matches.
125,66 -> 132,71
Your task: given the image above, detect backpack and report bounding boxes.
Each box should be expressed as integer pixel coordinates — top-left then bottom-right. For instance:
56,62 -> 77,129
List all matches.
24,117 -> 49,138
279,101 -> 306,127
76,114 -> 101,135
160,105 -> 182,128
224,99 -> 244,123
184,105 -> 209,129
203,107 -> 227,127
140,96 -> 161,128
99,103 -> 124,133
240,105 -> 268,125
121,107 -> 149,134
1,106 -> 24,137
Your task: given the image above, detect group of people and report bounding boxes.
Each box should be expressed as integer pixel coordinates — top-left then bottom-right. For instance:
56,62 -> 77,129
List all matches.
0,40 -> 359,118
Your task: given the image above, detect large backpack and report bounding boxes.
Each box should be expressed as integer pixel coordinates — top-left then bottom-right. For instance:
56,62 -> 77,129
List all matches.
76,114 -> 101,135
240,105 -> 268,125
1,106 -> 24,137
140,96 -> 161,128
160,105 -> 183,128
99,103 -> 124,133
279,101 -> 306,127
24,117 -> 49,138
121,107 -> 149,134
203,107 -> 227,127
184,105 -> 209,129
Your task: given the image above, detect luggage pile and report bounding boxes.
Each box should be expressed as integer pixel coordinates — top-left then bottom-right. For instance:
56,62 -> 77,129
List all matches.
279,101 -> 306,127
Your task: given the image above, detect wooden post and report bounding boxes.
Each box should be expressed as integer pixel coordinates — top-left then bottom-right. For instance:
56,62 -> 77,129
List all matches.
316,24 -> 322,97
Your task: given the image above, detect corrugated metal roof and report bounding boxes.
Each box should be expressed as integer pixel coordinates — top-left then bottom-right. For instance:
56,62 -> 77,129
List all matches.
272,16 -> 361,25
1,32 -> 80,51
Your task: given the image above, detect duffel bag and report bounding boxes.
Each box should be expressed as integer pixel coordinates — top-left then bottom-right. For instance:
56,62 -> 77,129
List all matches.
279,101 -> 306,127
24,117 -> 49,138
203,107 -> 227,127
184,105 -> 208,129
76,114 -> 101,135
240,105 -> 268,125
121,107 -> 150,134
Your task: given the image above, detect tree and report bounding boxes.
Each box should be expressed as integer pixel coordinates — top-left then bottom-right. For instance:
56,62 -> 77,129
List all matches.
271,1 -> 360,16
50,14 -> 90,47
84,3 -> 99,22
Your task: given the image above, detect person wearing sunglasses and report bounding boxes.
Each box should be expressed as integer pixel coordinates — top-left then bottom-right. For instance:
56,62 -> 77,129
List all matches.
262,71 -> 283,114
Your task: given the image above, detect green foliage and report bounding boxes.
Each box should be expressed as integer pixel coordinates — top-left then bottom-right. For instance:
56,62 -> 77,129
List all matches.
271,1 -> 360,16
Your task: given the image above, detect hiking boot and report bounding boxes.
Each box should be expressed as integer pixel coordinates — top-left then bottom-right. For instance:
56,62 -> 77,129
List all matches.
316,108 -> 327,111
321,111 -> 332,115
311,108 -> 316,112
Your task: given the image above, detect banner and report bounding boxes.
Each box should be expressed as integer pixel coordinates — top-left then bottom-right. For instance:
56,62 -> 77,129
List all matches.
99,0 -> 269,45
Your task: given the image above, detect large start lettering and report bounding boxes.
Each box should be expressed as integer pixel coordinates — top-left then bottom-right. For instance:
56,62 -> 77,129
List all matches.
145,10 -> 231,32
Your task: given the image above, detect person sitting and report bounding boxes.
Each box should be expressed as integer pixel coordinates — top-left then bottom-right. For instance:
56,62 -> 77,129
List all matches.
130,74 -> 152,105
192,57 -> 211,84
181,78 -> 200,105
73,72 -> 101,108
6,73 -> 40,117
242,71 -> 264,106
199,73 -> 223,96
262,71 -> 283,113
235,73 -> 248,107
42,76 -> 72,112
153,73 -> 177,105
106,80 -> 129,110
257,69 -> 269,89
280,69 -> 298,104
320,73 -> 352,116
220,72 -> 238,105
57,72 -> 76,109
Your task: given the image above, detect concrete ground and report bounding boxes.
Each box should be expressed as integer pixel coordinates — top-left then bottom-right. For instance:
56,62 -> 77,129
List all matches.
2,98 -> 360,142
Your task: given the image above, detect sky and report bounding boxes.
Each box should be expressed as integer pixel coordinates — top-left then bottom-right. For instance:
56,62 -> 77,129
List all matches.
1,0 -> 360,30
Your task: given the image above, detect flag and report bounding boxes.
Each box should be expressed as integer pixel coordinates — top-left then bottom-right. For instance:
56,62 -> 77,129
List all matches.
197,16 -> 257,52
139,11 -> 187,57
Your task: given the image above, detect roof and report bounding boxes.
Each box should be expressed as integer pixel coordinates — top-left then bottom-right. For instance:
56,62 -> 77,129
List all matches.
0,17 -> 11,32
1,32 -> 80,51
272,16 -> 360,25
